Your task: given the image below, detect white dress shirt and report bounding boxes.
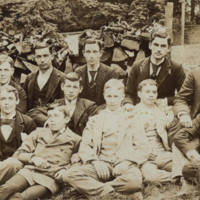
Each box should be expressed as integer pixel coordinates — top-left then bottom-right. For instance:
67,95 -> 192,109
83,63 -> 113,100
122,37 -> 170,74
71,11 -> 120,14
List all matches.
87,64 -> 100,83
1,111 -> 16,141
65,98 -> 77,117
37,66 -> 53,90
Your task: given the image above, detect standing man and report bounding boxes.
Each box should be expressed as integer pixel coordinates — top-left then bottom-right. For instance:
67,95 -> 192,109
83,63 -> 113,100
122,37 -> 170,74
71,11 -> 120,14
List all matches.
0,56 -> 27,114
30,72 -> 97,136
63,79 -> 149,199
75,38 -> 118,107
23,42 -> 66,112
0,85 -> 36,185
124,32 -> 185,106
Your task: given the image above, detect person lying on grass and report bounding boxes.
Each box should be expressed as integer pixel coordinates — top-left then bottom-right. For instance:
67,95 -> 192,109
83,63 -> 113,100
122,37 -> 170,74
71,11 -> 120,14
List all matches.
62,79 -> 149,200
0,104 -> 81,200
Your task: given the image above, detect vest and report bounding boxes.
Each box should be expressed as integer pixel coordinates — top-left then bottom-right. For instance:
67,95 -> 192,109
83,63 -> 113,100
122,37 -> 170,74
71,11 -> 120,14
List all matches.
86,73 -> 97,103
0,120 -> 18,160
68,113 -> 75,134
32,73 -> 52,108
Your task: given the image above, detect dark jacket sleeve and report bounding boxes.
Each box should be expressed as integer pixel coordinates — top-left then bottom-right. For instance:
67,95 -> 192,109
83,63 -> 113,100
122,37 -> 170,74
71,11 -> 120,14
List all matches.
173,71 -> 194,116
23,116 -> 37,135
87,102 -> 97,116
17,87 -> 27,114
167,64 -> 186,105
174,114 -> 200,156
123,64 -> 139,105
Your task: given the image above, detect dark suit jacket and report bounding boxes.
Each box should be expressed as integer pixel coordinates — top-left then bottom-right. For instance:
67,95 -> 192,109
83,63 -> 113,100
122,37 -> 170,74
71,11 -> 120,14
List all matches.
173,67 -> 200,120
23,68 -> 66,111
173,114 -> 200,156
0,111 -> 37,160
28,97 -> 97,136
9,80 -> 27,114
75,63 -> 117,106
124,57 -> 186,106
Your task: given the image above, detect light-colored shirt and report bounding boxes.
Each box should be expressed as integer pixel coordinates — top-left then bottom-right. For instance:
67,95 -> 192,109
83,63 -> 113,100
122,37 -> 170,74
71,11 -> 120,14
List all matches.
87,64 -> 100,83
37,66 -> 53,90
64,98 -> 77,117
150,57 -> 165,77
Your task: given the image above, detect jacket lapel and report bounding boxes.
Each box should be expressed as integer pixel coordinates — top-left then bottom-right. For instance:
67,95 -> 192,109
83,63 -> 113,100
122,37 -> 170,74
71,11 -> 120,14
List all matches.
140,57 -> 151,81
73,98 -> 85,130
157,58 -> 171,89
28,72 -> 38,108
96,64 -> 106,101
79,65 -> 87,98
15,111 -> 24,146
44,68 -> 60,104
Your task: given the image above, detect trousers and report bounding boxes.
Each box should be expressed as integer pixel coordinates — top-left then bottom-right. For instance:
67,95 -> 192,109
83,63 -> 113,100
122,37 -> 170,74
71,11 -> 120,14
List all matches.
141,151 -> 172,183
63,162 -> 142,197
0,174 -> 49,200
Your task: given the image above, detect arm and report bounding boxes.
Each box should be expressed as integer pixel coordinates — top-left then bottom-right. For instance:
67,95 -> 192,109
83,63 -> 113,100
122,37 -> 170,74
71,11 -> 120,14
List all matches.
173,71 -> 194,116
123,64 -> 138,105
88,102 -> 98,116
17,87 -> 27,114
167,64 -> 186,105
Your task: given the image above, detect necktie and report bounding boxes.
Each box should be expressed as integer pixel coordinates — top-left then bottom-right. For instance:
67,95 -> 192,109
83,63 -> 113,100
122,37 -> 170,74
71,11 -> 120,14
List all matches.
150,63 -> 161,81
0,119 -> 14,127
89,71 -> 97,85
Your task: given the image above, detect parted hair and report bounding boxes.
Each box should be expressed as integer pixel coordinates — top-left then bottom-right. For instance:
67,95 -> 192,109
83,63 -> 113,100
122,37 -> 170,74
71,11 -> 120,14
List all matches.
83,38 -> 104,51
34,42 -> 53,54
138,79 -> 157,92
0,85 -> 19,101
47,104 -> 70,118
0,56 -> 14,68
62,72 -> 82,87
151,31 -> 172,46
104,79 -> 124,93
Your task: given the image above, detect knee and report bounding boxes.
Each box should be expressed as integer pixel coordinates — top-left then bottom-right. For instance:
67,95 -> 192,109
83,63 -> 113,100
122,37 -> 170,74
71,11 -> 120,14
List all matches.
4,158 -> 23,171
63,168 -> 80,183
182,162 -> 199,178
142,172 -> 159,183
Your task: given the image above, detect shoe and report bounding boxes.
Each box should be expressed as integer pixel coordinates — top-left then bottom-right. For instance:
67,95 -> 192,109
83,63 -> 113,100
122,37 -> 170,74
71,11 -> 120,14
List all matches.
127,192 -> 143,200
176,177 -> 193,197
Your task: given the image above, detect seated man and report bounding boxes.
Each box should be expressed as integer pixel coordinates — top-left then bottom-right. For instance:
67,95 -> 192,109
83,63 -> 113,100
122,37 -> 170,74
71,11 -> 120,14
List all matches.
0,105 -> 81,200
133,79 -> 173,183
63,79 -> 149,198
0,85 -> 36,185
30,72 -> 97,136
0,56 -> 27,114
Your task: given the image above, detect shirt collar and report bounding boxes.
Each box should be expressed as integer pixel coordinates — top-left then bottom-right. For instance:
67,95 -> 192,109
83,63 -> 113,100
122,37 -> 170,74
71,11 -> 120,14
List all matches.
64,98 -> 77,106
1,111 -> 16,119
38,66 -> 53,77
150,57 -> 165,66
105,107 -> 122,115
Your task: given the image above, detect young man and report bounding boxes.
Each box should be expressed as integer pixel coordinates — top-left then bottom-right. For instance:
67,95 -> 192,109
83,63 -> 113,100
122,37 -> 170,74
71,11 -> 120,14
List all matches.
23,42 -> 66,112
124,32 -> 185,107
0,105 -> 81,200
75,38 -> 118,107
0,56 -> 27,114
133,79 -> 173,183
30,72 -> 97,136
0,85 -> 36,185
63,79 -> 149,199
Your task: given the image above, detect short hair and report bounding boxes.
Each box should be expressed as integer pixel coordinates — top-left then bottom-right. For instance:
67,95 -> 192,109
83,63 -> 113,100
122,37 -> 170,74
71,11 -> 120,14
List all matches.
83,38 -> 104,51
34,42 -> 53,54
0,56 -> 14,68
104,79 -> 124,94
0,85 -> 19,101
151,32 -> 172,46
62,72 -> 82,87
138,79 -> 158,92
47,104 -> 70,118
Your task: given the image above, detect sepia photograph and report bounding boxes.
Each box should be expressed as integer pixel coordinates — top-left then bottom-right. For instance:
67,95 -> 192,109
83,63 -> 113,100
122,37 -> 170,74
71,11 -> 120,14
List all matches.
0,0 -> 199,199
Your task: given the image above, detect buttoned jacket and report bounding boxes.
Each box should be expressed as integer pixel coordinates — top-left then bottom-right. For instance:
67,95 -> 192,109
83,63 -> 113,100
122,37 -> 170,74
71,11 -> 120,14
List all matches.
79,109 -> 149,166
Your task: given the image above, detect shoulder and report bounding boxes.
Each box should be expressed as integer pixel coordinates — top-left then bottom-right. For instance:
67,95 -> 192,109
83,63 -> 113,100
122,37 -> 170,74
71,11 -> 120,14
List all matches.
75,65 -> 86,74
53,68 -> 66,78
168,58 -> 182,69
100,63 -> 113,73
54,98 -> 64,104
66,128 -> 81,141
20,112 -> 35,124
26,71 -> 38,80
79,98 -> 95,107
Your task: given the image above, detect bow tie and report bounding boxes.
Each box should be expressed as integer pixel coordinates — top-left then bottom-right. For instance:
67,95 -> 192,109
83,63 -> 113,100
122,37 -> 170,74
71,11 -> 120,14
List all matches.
0,119 -> 15,127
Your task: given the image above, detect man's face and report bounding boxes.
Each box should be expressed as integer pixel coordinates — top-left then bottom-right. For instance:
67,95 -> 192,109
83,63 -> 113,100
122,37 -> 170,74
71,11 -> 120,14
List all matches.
104,88 -> 124,111
83,43 -> 103,67
138,84 -> 158,106
0,62 -> 14,85
61,79 -> 83,101
149,37 -> 170,60
35,47 -> 53,71
47,108 -> 70,132
0,90 -> 18,115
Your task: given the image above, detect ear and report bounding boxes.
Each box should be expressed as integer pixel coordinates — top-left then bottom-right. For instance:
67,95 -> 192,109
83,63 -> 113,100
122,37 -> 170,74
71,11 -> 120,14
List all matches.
167,45 -> 172,53
138,91 -> 141,98
100,50 -> 104,57
82,50 -> 85,57
61,82 -> 64,91
51,54 -> 54,61
149,42 -> 152,50
79,86 -> 83,94
11,67 -> 15,75
16,98 -> 20,105
65,116 -> 70,124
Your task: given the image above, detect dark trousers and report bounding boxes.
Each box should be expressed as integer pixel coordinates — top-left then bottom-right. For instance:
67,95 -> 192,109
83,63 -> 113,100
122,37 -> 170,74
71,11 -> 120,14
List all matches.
0,174 -> 49,200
